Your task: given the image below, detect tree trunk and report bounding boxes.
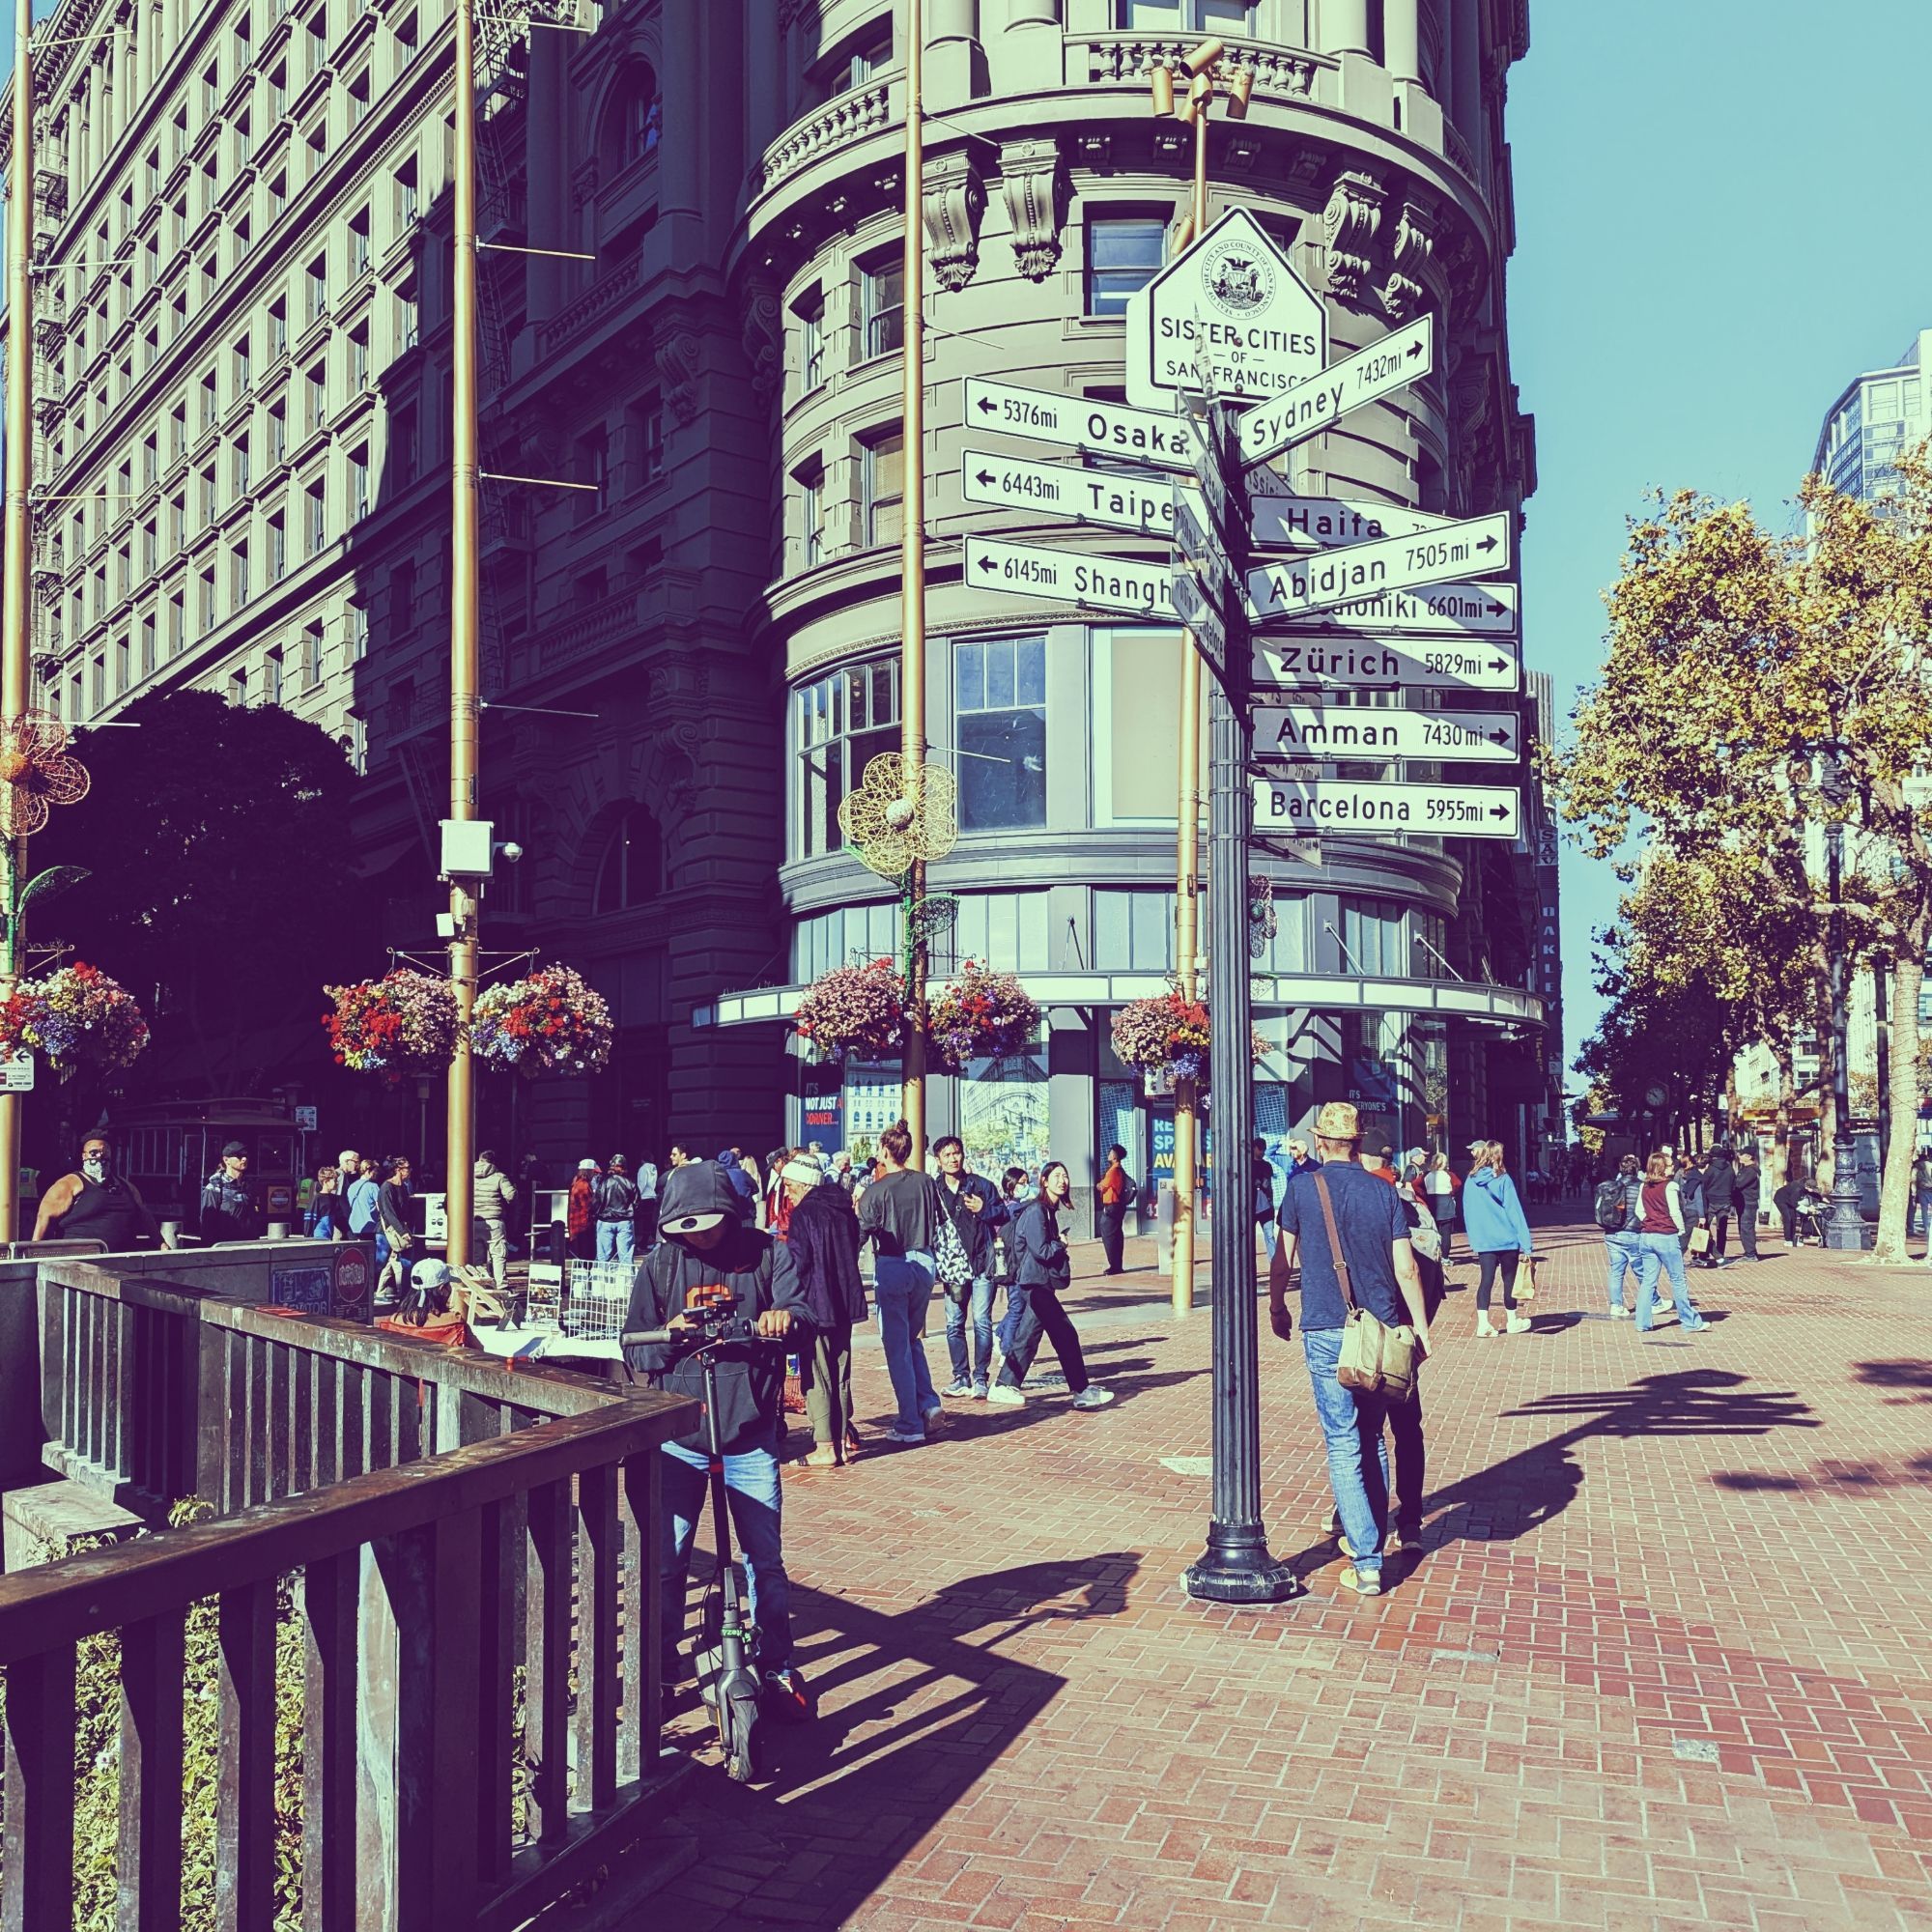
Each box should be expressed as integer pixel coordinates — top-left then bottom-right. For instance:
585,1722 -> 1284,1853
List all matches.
1772,1042 -> 1794,1191
1869,922 -> 1925,1265
1816,1024 -> 1837,1193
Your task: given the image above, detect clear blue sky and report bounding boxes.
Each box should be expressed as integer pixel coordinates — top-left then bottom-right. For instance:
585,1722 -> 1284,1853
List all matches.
1509,0 -> 1932,1079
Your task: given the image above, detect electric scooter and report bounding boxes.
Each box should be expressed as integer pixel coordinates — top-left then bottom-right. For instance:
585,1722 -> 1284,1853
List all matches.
622,1302 -> 770,1783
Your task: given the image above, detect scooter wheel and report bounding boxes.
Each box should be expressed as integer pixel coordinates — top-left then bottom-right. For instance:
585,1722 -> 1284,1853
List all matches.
724,1694 -> 761,1783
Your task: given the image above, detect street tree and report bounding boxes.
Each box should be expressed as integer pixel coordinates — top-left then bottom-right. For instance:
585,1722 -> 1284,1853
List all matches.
1551,448 -> 1932,1261
35,690 -> 371,1122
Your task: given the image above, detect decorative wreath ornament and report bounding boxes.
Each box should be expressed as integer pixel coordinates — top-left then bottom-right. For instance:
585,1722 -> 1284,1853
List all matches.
469,964 -> 614,1077
838,752 -> 958,878
0,961 -> 148,1071
0,710 -> 89,838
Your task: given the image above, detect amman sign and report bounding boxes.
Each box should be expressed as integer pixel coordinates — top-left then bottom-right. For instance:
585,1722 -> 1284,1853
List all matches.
1253,704 -> 1520,763
1125,209 -> 1326,411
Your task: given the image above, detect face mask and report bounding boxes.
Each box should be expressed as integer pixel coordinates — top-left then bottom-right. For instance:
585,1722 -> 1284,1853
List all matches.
82,1155 -> 108,1181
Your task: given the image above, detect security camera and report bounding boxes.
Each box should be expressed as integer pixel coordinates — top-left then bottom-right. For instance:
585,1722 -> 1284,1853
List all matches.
497,841 -> 525,865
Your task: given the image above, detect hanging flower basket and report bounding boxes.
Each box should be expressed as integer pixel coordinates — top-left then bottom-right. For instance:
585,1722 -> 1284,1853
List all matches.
0,962 -> 148,1072
323,969 -> 459,1083
1111,989 -> 1267,1089
793,957 -> 906,1064
469,964 -> 614,1078
925,961 -> 1040,1074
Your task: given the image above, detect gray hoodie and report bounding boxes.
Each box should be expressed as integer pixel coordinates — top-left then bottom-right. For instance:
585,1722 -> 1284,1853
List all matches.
473,1156 -> 516,1232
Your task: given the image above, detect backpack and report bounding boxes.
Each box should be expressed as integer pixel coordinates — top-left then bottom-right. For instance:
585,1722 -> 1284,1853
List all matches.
597,1173 -> 639,1220
1592,1178 -> 1629,1233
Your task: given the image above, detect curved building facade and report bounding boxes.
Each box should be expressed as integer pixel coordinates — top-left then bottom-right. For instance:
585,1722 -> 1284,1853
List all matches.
717,0 -> 1545,1218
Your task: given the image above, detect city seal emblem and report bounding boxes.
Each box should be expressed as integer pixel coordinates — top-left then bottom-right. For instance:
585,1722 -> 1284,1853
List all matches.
1202,244 -> 1274,318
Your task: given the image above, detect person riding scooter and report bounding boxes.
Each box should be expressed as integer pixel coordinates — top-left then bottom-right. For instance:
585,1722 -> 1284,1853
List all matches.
622,1160 -> 814,1741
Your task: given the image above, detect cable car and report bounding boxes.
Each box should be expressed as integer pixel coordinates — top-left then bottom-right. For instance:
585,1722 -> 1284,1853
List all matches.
113,1097 -> 312,1235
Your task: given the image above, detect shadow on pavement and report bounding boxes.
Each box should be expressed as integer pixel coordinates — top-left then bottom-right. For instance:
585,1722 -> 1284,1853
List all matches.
648,1553 -> 1138,1928
1856,1359 -> 1932,1403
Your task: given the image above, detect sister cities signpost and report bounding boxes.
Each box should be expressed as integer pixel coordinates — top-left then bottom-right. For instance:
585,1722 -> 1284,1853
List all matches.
955,209 -> 1525,1605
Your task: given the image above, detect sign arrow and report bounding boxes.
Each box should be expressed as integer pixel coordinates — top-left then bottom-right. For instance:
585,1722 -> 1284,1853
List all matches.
1236,315 -> 1435,468
975,469 -> 996,486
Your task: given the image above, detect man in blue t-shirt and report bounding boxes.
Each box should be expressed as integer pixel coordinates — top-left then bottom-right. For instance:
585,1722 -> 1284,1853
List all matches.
1268,1101 -> 1432,1598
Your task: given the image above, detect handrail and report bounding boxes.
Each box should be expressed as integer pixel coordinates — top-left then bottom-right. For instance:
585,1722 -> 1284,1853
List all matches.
0,1393 -> 686,1656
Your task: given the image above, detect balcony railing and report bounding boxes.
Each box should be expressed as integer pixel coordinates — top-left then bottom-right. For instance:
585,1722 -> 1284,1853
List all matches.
752,76 -> 897,199
2,1261 -> 696,1931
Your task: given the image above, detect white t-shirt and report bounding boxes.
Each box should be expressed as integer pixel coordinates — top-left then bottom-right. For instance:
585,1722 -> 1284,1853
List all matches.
1424,1168 -> 1453,1197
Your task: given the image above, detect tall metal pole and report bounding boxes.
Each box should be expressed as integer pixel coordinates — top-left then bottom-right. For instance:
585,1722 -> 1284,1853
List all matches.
899,0 -> 928,1163
1820,751 -> 1866,1249
0,0 -> 36,1241
443,0 -> 480,1264
1167,79 -> 1211,1316
1182,390 -> 1293,1605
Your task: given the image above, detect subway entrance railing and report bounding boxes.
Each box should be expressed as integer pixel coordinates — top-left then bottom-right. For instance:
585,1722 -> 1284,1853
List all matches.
1,1260 -> 696,1931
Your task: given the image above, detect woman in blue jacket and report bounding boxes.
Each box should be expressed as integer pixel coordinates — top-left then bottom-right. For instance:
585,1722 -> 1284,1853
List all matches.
1462,1139 -> 1535,1336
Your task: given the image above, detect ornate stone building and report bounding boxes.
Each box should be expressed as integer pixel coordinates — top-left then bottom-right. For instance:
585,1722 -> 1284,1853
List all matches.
17,0 -> 1551,1196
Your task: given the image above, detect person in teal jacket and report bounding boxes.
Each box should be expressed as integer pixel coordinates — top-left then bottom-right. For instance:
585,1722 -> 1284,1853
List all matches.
1462,1139 -> 1536,1336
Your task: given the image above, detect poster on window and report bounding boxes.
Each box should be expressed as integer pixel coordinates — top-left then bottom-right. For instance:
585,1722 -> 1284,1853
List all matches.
802,1091 -> 843,1156
959,1053 -> 1049,1183
843,1062 -> 904,1158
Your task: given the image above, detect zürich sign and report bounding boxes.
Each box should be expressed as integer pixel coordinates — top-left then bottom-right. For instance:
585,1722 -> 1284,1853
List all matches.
1125,209 -> 1326,410
1252,635 -> 1521,695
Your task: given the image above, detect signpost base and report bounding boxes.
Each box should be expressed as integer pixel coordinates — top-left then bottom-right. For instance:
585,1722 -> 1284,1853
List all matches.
1183,1529 -> 1300,1605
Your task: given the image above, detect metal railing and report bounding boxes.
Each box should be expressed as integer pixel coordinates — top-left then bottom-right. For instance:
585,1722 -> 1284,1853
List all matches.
4,1262 -> 696,1931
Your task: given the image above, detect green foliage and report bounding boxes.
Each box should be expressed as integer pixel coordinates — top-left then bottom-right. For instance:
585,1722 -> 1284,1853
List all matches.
20,1499 -> 306,1932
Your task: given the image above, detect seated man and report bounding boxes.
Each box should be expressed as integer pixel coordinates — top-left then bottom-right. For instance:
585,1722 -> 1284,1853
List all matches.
623,1160 -> 813,1719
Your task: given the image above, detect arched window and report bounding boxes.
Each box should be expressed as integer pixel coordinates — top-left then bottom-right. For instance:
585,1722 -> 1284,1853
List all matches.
600,65 -> 661,176
592,805 -> 663,914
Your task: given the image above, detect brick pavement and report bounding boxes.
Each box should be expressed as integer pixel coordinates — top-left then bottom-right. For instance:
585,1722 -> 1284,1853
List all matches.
630,1211 -> 1932,1931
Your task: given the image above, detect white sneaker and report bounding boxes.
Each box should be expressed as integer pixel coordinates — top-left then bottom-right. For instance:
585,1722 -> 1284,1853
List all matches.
985,1384 -> 1025,1406
883,1427 -> 925,1443
1070,1385 -> 1115,1410
1474,1316 -> 1498,1338
1505,1313 -> 1531,1334
1609,1306 -> 1632,1321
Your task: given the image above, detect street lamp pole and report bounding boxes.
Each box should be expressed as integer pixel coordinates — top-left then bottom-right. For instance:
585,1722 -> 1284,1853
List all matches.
1820,746 -> 1869,1250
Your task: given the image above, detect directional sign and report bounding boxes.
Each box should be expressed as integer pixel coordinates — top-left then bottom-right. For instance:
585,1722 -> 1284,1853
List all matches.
1236,315 -> 1435,469
1173,491 -> 1234,611
962,379 -> 1192,471
1247,490 -> 1457,552
1252,635 -> 1521,695
965,535 -> 1175,620
1261,582 -> 1518,638
1252,705 -> 1520,764
1171,572 -> 1230,660
1125,208 -> 1326,410
1245,513 -> 1512,621
962,451 -> 1188,539
1253,777 -> 1521,839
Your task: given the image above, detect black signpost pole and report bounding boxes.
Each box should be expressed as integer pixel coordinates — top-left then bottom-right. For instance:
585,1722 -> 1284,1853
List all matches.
1183,400 -> 1297,1605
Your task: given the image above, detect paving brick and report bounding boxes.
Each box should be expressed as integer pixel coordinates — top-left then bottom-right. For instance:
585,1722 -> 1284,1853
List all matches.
621,1217 -> 1932,1930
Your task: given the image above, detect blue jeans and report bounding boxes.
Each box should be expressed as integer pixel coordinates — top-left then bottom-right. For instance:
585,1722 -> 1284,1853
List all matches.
1634,1233 -> 1699,1330
1302,1326 -> 1391,1579
595,1220 -> 636,1267
1605,1231 -> 1643,1312
659,1439 -> 791,1672
874,1252 -> 938,1433
945,1271 -> 997,1387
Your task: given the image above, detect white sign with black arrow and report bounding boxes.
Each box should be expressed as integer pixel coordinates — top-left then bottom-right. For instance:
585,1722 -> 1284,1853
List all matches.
1247,491 -> 1456,551
1245,512 -> 1513,621
1253,705 -> 1520,764
962,379 -> 1193,470
1236,315 -> 1435,468
1252,635 -> 1521,695
961,451 -> 1192,539
1262,582 -> 1518,638
1253,777 -> 1521,839
964,535 -> 1177,621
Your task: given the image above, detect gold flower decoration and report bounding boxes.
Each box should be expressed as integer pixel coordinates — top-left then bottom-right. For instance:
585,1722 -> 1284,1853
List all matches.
838,752 -> 958,879
0,710 -> 90,838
